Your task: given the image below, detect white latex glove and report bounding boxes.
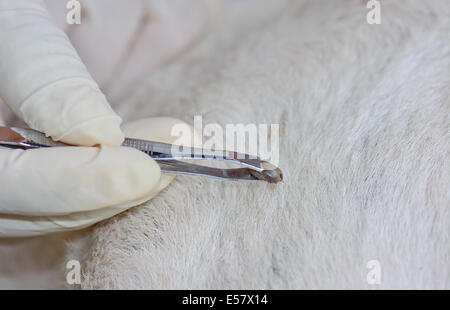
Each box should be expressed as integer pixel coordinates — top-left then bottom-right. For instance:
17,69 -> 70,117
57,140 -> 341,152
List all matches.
44,0 -> 219,104
0,0 -> 196,237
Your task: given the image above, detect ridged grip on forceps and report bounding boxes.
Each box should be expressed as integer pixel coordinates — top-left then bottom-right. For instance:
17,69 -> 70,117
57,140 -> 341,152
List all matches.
122,137 -> 263,171
1,127 -> 281,182
8,127 -> 64,146
9,127 -> 262,169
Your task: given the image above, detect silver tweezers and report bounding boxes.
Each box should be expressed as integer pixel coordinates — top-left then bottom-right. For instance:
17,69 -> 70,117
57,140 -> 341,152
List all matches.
0,126 -> 282,183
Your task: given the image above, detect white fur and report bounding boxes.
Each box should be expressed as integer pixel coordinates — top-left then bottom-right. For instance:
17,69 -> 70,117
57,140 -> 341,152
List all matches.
1,0 -> 449,289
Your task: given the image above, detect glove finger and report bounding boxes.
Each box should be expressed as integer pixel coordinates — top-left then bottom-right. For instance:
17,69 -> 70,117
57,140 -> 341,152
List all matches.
0,193 -> 156,238
55,0 -> 144,88
122,116 -> 202,191
0,145 -> 160,217
0,117 -> 199,237
0,0 -> 123,146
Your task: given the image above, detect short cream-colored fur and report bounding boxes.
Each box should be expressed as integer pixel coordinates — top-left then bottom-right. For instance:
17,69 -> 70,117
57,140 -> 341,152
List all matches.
1,0 -> 449,289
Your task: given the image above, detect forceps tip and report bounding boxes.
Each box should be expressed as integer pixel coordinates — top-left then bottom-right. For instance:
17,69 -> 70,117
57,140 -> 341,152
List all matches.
249,162 -> 283,183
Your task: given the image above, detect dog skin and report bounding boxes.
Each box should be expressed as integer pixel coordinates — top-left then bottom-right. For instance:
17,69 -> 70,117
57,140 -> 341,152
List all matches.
0,0 -> 448,289
61,0 -> 448,289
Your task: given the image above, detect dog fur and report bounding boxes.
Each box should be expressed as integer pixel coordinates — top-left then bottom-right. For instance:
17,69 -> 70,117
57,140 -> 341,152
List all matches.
62,0 -> 449,289
1,0 -> 448,289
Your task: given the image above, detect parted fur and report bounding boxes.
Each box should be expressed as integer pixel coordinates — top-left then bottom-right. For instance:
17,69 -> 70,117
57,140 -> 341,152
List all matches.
64,0 -> 449,289
1,0 -> 448,289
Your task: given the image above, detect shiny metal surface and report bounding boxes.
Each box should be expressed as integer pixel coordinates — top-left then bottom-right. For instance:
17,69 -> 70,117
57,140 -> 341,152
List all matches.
0,126 -> 282,183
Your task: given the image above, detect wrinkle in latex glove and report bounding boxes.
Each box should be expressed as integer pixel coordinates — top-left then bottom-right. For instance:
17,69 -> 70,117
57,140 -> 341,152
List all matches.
0,117 -> 197,237
0,0 -> 180,237
0,0 -> 204,238
0,0 -> 123,146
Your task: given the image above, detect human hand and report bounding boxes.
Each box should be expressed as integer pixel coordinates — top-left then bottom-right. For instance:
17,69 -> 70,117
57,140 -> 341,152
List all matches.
0,0 -> 194,237
44,0 -> 218,104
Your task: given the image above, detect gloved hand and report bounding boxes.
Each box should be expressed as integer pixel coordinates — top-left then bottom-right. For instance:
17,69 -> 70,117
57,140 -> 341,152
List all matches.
0,0 -> 195,237
44,0 -> 218,104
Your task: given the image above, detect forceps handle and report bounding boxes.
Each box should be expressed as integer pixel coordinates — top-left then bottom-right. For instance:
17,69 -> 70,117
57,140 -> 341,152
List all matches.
5,127 -> 263,171
0,127 -> 282,182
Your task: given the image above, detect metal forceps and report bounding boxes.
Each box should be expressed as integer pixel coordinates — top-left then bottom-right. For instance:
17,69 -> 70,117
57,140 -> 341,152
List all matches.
0,126 -> 283,183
